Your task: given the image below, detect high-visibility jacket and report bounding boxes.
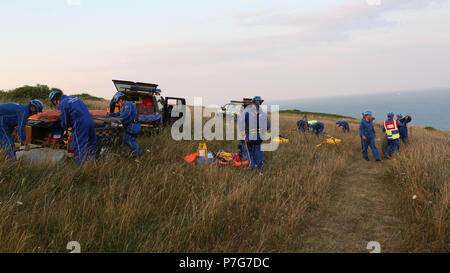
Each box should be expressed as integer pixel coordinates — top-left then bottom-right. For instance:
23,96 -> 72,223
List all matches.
308,120 -> 318,126
383,120 -> 400,140
238,105 -> 270,142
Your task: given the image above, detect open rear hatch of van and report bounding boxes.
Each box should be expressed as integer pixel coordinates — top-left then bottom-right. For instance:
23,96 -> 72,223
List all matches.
113,80 -> 159,94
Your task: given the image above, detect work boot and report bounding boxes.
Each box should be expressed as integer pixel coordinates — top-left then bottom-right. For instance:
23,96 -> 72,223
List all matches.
363,157 -> 370,161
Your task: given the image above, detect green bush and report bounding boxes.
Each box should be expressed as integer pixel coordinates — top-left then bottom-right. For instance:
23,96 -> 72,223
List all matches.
3,84 -> 62,102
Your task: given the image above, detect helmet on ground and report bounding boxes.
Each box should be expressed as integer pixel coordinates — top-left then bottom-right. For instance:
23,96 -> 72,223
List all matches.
112,92 -> 126,103
49,91 -> 63,105
252,96 -> 264,104
387,112 -> 395,117
30,100 -> 44,113
397,114 -> 403,118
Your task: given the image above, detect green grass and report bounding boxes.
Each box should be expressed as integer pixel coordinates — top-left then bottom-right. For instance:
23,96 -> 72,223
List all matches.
279,109 -> 355,120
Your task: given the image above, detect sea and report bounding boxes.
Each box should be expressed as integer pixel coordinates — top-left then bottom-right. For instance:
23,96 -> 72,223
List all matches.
270,88 -> 450,131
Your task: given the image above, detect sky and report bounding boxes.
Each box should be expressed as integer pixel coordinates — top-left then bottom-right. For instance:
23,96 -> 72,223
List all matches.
1,0 -> 449,105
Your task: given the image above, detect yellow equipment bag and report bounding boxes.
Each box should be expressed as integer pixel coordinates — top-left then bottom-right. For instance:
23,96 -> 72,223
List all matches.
198,142 -> 208,158
273,136 -> 289,144
326,137 -> 342,145
316,137 -> 342,148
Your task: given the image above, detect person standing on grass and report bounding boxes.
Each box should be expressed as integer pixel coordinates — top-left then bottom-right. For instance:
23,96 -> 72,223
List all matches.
297,116 -> 309,133
49,91 -> 97,166
0,100 -> 44,160
336,120 -> 351,133
109,93 -> 143,157
238,96 -> 270,172
383,112 -> 401,159
396,114 -> 412,143
359,111 -> 381,161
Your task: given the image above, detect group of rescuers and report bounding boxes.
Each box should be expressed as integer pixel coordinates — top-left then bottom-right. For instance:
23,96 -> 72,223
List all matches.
0,91 -> 142,166
298,111 -> 412,161
1,93 -> 412,168
0,93 -> 270,171
359,111 -> 412,161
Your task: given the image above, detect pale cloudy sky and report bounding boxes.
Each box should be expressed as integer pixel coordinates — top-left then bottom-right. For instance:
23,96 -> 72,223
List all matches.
1,0 -> 449,104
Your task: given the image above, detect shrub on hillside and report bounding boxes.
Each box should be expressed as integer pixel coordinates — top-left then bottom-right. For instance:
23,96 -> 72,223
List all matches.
73,93 -> 104,101
5,84 -> 62,101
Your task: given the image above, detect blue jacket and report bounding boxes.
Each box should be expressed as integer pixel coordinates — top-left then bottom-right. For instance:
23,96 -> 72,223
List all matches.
238,105 -> 270,142
0,103 -> 30,142
337,121 -> 350,132
311,122 -> 324,135
110,101 -> 141,135
297,120 -> 308,131
359,118 -> 376,138
397,116 -> 412,138
58,95 -> 93,130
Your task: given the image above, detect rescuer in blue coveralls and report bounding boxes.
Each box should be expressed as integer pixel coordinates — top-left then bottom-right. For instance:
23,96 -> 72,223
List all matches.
0,100 -> 44,160
309,121 -> 324,136
336,120 -> 350,133
383,112 -> 401,159
359,111 -> 381,161
49,91 -> 97,166
297,119 -> 308,132
396,114 -> 412,143
238,96 -> 270,171
109,93 -> 143,157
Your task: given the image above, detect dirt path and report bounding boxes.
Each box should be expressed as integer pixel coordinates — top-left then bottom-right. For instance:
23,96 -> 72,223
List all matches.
299,158 -> 405,253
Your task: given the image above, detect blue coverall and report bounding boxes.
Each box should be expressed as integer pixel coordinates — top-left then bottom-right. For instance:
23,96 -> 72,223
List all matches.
0,103 -> 30,160
383,119 -> 400,158
297,120 -> 308,132
111,101 -> 142,156
59,95 -> 97,165
359,118 -> 381,161
238,105 -> 270,171
397,116 -> 412,143
337,121 -> 351,133
310,122 -> 324,136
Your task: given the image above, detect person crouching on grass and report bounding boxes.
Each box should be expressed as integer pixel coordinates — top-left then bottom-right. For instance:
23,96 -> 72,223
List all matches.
108,93 -> 143,157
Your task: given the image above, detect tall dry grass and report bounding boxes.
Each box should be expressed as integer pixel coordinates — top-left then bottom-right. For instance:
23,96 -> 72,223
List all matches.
388,127 -> 449,252
1,102 -> 448,253
0,113 -> 353,252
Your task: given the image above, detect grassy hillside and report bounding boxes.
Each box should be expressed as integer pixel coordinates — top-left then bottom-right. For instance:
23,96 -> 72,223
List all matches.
279,109 -> 355,120
0,98 -> 448,253
0,85 -> 104,108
